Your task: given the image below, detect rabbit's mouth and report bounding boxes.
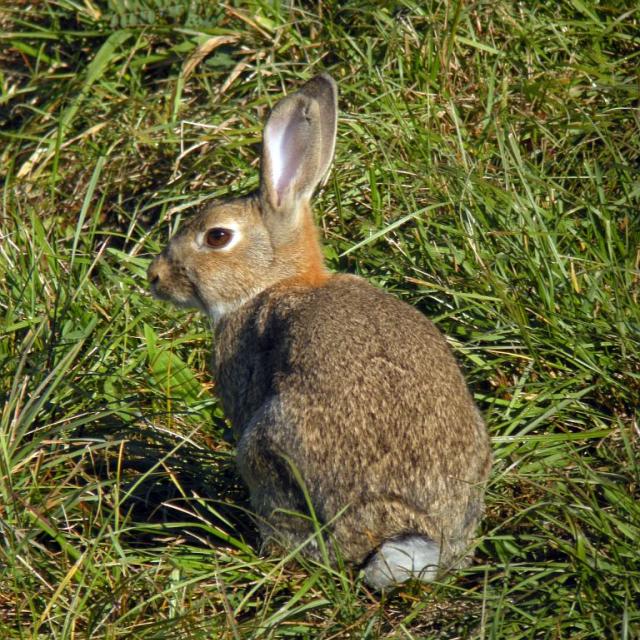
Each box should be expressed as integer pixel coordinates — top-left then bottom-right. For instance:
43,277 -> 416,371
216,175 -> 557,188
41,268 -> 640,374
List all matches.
150,271 -> 251,325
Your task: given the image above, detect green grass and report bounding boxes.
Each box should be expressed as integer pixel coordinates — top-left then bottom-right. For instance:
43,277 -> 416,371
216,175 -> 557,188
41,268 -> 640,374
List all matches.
1,1 -> 639,637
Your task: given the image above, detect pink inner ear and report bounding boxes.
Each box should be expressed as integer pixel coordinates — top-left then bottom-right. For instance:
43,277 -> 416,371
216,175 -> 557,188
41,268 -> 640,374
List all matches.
269,109 -> 309,207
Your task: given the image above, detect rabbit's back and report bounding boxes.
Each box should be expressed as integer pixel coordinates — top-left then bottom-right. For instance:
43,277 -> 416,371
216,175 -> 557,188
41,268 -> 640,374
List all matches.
214,274 -> 491,566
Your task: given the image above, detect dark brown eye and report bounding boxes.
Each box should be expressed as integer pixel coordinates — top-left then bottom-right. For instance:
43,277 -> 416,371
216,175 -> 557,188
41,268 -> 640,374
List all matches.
205,227 -> 233,249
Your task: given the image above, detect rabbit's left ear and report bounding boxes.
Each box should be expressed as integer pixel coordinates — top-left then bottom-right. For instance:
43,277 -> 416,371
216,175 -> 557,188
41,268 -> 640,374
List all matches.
259,74 -> 337,224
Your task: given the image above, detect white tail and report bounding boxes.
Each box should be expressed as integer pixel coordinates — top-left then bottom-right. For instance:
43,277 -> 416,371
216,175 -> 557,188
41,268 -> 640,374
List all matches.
363,536 -> 440,590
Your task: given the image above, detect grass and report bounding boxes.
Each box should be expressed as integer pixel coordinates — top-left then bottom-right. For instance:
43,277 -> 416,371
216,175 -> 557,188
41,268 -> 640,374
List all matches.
1,0 -> 639,637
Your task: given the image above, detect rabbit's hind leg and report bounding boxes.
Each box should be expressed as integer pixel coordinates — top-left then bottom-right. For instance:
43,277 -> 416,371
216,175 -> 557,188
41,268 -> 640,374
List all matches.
236,398 -> 319,556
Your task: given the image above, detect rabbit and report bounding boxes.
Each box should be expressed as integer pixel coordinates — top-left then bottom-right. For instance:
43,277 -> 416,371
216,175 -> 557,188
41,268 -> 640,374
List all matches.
147,73 -> 492,589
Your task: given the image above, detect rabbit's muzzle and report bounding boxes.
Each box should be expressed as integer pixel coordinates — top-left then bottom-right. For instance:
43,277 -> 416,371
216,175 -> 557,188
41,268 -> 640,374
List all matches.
147,250 -> 207,314
147,253 -> 188,303
147,254 -> 168,299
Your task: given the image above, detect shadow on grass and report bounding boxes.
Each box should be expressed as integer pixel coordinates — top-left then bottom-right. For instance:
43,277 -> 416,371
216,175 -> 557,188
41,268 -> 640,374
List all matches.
78,414 -> 259,552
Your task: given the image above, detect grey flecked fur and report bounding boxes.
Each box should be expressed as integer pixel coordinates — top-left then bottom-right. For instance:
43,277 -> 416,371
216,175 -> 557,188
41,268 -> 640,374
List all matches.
148,74 -> 492,588
214,275 -> 491,571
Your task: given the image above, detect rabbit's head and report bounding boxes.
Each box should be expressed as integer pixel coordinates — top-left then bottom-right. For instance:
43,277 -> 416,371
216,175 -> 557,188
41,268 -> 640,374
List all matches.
148,74 -> 338,323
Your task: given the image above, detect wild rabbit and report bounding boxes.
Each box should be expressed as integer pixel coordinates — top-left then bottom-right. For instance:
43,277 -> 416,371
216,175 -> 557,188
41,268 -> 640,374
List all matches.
148,74 -> 491,589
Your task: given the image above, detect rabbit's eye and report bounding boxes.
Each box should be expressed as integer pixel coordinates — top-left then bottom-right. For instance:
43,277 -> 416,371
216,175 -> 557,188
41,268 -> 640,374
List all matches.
205,227 -> 233,249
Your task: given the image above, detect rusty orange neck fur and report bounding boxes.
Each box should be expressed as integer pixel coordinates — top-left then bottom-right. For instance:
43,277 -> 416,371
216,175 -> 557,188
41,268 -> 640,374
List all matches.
276,202 -> 329,288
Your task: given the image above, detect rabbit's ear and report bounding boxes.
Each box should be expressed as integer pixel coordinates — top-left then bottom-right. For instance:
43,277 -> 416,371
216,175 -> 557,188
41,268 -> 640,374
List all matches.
260,74 -> 337,227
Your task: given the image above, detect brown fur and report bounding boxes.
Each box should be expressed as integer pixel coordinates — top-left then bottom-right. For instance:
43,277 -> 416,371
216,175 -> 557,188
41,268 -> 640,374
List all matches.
148,74 -> 491,582
213,275 -> 491,567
